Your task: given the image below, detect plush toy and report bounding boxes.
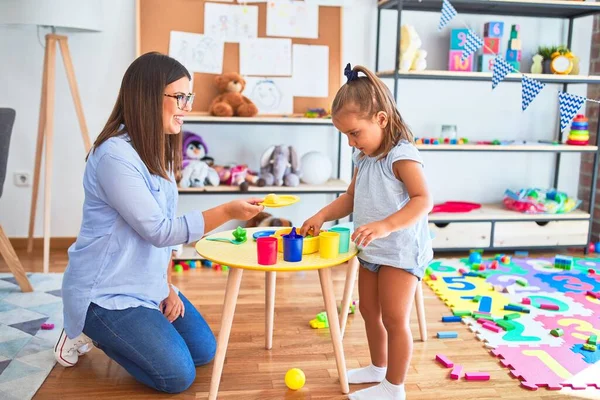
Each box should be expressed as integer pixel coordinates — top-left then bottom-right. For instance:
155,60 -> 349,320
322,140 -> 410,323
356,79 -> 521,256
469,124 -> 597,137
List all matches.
213,164 -> 265,192
209,72 -> 259,117
180,132 -> 219,188
399,24 -> 427,71
259,145 -> 301,187
246,212 -> 293,228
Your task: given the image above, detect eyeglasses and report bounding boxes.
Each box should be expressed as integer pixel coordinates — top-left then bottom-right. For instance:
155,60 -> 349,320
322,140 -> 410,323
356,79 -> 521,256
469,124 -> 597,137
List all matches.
164,93 -> 195,111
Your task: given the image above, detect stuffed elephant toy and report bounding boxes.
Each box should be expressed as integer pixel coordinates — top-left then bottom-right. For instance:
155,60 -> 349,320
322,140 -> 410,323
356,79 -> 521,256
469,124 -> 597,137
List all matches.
259,145 -> 301,187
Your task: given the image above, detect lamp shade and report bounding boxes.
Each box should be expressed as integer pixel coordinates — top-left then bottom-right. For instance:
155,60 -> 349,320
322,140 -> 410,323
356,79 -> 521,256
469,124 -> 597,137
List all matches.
0,0 -> 102,32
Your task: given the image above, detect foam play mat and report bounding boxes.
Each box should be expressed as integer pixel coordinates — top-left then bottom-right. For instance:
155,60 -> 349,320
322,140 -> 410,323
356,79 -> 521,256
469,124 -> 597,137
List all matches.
425,255 -> 600,391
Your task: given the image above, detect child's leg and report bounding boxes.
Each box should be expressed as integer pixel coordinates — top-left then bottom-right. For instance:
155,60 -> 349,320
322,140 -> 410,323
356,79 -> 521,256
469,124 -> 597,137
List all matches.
349,266 -> 417,400
347,266 -> 388,384
379,266 -> 418,384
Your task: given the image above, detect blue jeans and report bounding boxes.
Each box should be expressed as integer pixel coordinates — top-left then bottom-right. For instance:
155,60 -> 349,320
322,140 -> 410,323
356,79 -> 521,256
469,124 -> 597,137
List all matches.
83,292 -> 216,394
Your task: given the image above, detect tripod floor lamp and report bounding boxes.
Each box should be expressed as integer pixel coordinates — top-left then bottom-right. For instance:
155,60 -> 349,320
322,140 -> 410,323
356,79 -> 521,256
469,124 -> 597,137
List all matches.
0,0 -> 102,273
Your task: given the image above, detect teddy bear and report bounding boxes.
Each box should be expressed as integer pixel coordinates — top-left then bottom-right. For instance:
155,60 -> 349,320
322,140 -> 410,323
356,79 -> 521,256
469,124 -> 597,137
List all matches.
209,72 -> 259,117
179,131 -> 219,188
399,24 -> 427,71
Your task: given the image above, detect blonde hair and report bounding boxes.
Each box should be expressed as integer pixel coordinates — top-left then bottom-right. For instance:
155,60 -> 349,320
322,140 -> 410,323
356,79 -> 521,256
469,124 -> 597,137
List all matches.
332,64 -> 414,160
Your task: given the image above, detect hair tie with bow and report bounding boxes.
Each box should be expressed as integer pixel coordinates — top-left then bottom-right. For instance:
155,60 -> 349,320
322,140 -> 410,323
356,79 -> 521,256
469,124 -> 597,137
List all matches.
344,63 -> 359,83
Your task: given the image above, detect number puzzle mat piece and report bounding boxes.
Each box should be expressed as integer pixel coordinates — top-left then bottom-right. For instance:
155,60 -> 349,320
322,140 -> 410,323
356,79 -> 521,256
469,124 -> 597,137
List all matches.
425,256 -> 600,391
491,345 -> 600,390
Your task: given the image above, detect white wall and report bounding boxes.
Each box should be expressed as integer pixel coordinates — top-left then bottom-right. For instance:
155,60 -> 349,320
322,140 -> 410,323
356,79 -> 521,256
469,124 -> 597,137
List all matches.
0,1 -> 593,238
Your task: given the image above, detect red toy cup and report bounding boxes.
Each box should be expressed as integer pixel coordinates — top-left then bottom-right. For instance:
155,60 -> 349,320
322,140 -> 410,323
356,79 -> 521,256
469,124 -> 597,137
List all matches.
257,237 -> 278,265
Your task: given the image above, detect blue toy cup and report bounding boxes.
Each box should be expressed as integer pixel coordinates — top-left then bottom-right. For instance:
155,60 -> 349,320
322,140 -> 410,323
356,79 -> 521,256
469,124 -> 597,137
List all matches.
283,227 -> 303,262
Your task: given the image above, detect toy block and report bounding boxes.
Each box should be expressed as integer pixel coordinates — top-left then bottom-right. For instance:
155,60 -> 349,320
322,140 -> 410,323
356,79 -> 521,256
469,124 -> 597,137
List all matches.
522,297 -> 531,305
442,315 -> 462,323
495,320 -> 516,331
586,291 -> 600,299
484,22 -> 504,38
449,50 -> 474,72
478,54 -> 495,71
473,313 -> 493,321
540,303 -> 560,311
504,305 -> 524,312
464,272 -> 479,277
450,365 -> 463,379
459,268 -> 467,274
41,323 -> 54,330
483,322 -> 501,333
450,28 -> 470,50
554,255 -> 573,270
477,318 -> 492,325
453,310 -> 472,317
430,274 -> 438,281
483,37 -> 500,54
514,251 -> 529,256
436,354 -> 454,368
588,335 -> 597,345
504,313 -> 520,320
589,269 -> 596,275
508,61 -> 520,71
437,331 -> 458,339
509,24 -> 520,39
509,38 -> 522,51
515,278 -> 527,287
506,50 -> 521,62
465,372 -> 491,381
550,328 -> 564,337
583,343 -> 597,352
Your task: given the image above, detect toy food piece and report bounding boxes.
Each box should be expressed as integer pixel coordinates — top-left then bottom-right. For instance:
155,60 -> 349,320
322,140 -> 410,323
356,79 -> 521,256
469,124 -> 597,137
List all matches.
260,193 -> 299,208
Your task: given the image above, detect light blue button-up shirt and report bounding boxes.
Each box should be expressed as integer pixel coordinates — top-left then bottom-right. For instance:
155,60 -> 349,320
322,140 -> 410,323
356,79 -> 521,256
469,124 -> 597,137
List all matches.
62,134 -> 205,338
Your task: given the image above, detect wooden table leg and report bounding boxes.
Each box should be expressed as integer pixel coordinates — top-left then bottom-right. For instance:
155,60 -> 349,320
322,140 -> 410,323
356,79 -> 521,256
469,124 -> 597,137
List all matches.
318,267 -> 349,394
209,267 -> 243,400
265,271 -> 276,350
339,257 -> 359,338
414,282 -> 427,342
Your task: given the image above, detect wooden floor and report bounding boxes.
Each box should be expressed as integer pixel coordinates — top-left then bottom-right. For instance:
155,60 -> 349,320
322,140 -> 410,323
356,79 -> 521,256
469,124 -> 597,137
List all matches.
2,247 -> 599,400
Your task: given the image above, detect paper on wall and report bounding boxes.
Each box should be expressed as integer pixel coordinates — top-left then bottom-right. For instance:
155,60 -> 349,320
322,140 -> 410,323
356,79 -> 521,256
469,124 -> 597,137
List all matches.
266,1 -> 319,39
243,77 -> 294,114
169,31 -> 224,74
304,0 -> 350,6
292,44 -> 329,98
204,3 -> 258,43
240,38 -> 292,76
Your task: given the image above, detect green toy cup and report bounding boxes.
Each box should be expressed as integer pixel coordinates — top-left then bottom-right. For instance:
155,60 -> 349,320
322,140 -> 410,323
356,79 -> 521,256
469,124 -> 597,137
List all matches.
329,227 -> 350,253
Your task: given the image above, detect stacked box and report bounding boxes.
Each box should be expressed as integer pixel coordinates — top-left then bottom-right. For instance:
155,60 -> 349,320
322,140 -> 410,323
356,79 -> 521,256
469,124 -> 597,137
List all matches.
449,28 -> 474,72
505,24 -> 521,71
555,255 -> 574,270
479,22 -> 503,72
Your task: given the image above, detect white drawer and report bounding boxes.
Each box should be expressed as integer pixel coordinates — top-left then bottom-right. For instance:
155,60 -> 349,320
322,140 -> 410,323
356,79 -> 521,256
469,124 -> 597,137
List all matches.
429,222 -> 491,249
493,220 -> 589,247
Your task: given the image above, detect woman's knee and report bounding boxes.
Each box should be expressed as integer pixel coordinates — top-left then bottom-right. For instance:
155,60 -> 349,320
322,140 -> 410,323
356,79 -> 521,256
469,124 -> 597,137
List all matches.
192,331 -> 217,366
157,358 -> 196,393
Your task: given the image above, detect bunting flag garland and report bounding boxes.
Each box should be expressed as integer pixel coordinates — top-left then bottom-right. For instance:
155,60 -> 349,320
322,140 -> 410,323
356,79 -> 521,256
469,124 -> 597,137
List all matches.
558,92 -> 587,131
461,30 -> 484,62
492,57 -> 513,89
521,76 -> 546,111
438,0 -> 457,31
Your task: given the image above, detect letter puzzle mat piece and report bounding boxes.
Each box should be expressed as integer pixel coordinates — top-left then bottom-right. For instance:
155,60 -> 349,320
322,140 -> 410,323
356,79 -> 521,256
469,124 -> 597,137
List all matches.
425,256 -> 600,391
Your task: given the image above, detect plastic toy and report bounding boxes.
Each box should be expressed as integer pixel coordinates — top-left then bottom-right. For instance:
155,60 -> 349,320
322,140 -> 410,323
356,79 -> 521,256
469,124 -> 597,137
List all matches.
431,201 -> 481,213
329,227 -> 350,253
450,365 -> 463,379
41,323 -> 54,330
588,335 -> 597,345
550,328 -> 564,337
309,311 -> 329,329
283,228 -> 303,262
174,264 -> 183,273
257,237 -> 278,265
252,230 -> 277,241
583,343 -> 597,352
567,114 -> 589,145
554,255 -> 573,270
465,372 -> 490,381
206,227 -> 248,245
259,193 -> 299,208
435,354 -> 454,368
530,54 -> 543,74
319,231 -> 340,259
503,188 -> 580,214
304,108 -> 330,118
284,368 -> 306,390
469,252 -> 482,264
437,331 -> 458,339
273,227 -> 320,254
442,315 -> 462,323
399,24 -> 427,71
539,303 -> 559,311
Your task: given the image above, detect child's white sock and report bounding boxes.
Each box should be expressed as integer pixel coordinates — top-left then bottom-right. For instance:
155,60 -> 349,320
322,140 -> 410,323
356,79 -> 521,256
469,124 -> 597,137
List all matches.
348,379 -> 406,400
347,364 -> 387,384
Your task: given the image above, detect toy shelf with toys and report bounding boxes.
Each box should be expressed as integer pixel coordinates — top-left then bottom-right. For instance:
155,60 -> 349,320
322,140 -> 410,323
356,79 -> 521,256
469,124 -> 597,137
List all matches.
376,0 -> 600,253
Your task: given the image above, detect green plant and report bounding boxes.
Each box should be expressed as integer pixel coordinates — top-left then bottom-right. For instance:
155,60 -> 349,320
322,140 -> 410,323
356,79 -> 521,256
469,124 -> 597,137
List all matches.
537,45 -> 570,60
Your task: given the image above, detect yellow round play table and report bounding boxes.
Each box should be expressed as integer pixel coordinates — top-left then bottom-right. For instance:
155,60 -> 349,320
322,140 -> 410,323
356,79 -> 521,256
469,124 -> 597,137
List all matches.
196,227 -> 359,399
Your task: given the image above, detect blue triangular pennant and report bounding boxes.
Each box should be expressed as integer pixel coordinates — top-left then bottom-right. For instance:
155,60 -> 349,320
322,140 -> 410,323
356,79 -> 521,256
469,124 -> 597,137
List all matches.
438,0 -> 457,31
461,30 -> 484,62
492,56 -> 513,89
558,92 -> 587,131
521,76 -> 546,111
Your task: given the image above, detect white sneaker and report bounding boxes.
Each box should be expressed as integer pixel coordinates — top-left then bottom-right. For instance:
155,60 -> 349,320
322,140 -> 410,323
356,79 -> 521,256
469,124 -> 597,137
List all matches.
54,329 -> 93,367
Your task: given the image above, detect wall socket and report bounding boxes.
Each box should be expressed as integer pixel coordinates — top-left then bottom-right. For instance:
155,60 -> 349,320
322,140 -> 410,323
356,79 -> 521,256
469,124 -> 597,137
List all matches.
14,171 -> 31,187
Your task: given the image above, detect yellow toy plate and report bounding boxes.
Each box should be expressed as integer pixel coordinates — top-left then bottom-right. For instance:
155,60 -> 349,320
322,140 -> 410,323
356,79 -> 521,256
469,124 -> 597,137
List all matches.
259,193 -> 299,208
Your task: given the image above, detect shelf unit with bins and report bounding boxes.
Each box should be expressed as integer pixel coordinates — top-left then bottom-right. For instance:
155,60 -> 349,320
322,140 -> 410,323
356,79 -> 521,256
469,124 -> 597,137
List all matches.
376,0 -> 600,252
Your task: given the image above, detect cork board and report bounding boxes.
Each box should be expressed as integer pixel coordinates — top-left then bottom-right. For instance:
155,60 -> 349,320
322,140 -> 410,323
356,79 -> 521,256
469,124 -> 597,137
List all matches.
136,0 -> 342,115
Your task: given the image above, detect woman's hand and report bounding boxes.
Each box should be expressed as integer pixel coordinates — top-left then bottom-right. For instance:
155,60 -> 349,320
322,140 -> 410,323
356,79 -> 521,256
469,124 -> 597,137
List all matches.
299,213 -> 325,237
352,221 -> 392,248
225,198 -> 265,221
160,286 -> 185,323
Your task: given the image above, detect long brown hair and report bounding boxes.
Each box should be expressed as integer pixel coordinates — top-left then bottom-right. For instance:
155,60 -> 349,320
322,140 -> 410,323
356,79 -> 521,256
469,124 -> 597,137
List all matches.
90,52 -> 190,179
332,64 -> 414,160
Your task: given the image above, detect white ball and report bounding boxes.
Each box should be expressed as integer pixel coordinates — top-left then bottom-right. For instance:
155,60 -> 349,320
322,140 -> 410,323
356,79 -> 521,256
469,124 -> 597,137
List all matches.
300,151 -> 332,185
